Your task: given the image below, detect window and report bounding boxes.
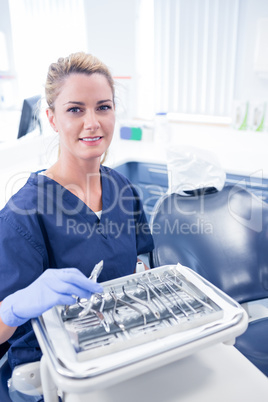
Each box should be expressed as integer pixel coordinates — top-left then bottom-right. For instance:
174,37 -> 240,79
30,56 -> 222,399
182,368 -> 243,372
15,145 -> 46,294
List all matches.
137,0 -> 240,123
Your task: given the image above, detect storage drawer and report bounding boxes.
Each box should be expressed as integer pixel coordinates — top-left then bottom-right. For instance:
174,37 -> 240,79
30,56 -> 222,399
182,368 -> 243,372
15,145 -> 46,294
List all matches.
114,162 -> 139,183
114,162 -> 168,186
136,163 -> 168,186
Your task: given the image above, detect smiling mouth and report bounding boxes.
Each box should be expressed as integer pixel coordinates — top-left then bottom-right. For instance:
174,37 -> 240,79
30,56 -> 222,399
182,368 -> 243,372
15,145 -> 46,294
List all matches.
80,137 -> 102,142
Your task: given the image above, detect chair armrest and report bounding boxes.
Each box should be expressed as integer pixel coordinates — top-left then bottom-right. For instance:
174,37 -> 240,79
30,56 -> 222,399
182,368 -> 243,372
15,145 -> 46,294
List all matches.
241,298 -> 268,323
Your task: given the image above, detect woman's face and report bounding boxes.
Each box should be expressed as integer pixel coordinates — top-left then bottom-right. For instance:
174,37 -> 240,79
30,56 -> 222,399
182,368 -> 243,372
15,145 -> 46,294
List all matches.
47,73 -> 115,164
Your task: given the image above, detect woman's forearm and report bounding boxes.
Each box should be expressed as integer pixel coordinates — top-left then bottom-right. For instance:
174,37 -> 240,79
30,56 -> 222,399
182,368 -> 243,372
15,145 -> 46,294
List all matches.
0,302 -> 17,344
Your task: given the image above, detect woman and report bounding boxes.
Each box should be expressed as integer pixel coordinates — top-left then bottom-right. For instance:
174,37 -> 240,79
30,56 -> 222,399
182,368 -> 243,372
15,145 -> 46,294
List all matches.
0,52 -> 154,398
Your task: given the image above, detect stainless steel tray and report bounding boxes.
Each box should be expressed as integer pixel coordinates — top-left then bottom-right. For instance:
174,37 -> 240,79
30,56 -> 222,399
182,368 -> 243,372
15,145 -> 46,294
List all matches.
32,264 -> 248,383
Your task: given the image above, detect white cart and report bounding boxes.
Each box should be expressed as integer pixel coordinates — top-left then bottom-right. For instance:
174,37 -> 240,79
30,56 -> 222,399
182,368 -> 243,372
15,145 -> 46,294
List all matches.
32,264 -> 248,402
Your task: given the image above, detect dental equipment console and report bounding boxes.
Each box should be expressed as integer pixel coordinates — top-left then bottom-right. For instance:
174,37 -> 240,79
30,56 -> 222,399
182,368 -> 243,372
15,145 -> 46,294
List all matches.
32,264 -> 248,396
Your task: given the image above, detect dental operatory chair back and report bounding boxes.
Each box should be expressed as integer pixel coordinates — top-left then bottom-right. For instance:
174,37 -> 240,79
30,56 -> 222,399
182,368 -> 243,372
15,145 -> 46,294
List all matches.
150,147 -> 268,375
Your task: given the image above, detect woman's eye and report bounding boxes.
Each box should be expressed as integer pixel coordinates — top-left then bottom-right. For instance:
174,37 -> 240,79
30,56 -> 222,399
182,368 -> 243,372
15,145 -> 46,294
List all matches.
98,105 -> 112,111
67,107 -> 81,113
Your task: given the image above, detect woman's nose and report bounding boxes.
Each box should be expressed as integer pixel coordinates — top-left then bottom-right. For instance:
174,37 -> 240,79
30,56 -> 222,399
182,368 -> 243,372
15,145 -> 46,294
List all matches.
84,110 -> 100,131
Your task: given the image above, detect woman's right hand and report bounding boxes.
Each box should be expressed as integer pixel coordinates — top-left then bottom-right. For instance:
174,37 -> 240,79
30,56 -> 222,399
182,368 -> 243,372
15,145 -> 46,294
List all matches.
0,268 -> 103,327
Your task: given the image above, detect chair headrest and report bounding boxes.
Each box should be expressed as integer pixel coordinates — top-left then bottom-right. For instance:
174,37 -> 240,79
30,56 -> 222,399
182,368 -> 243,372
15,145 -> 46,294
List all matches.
166,145 -> 226,196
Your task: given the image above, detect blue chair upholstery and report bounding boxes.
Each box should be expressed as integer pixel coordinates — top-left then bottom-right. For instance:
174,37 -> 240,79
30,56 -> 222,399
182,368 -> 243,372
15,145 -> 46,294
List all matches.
0,360 -> 12,401
0,342 -> 10,360
0,341 -> 12,401
150,185 -> 268,375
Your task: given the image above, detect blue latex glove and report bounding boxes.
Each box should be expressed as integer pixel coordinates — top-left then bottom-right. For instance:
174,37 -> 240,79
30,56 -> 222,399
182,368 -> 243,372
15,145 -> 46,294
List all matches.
0,268 -> 103,327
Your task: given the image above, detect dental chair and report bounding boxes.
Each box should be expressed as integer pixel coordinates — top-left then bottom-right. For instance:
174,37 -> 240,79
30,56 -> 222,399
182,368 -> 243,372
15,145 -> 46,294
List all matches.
0,342 -> 12,401
149,147 -> 268,375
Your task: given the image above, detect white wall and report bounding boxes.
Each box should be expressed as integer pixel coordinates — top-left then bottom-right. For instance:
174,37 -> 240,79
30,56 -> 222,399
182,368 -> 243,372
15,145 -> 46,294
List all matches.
0,0 -> 15,73
1,0 -> 268,113
83,0 -> 139,118
83,0 -> 138,77
235,0 -> 268,102
0,0 -> 17,108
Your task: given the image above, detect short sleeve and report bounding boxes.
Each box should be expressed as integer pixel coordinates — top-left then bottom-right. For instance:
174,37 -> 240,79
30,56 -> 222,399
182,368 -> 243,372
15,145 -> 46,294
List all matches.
0,215 -> 45,300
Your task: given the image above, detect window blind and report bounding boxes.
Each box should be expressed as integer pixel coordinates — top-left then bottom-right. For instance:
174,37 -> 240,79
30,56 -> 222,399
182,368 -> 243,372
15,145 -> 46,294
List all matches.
154,0 -> 240,120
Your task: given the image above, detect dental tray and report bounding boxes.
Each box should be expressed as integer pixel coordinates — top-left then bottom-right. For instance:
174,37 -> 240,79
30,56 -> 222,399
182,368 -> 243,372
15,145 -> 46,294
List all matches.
32,264 -> 248,385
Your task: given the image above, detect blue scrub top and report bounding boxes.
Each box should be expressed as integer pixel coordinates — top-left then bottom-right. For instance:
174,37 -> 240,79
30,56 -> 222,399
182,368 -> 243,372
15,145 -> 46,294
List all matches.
0,165 -> 154,369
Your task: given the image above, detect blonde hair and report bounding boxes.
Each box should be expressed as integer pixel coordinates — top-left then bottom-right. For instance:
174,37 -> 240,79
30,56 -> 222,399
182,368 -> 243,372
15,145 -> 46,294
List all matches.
45,52 -> 115,110
45,52 -> 115,163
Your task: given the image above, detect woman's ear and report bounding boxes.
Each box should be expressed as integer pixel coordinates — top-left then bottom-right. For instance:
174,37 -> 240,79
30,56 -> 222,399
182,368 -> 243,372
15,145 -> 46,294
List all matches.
46,108 -> 58,132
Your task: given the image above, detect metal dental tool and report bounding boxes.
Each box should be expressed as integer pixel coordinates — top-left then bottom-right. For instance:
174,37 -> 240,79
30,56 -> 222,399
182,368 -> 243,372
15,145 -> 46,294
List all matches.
66,293 -> 110,333
110,288 -> 126,331
123,281 -> 161,319
75,262 -> 110,333
78,260 -> 104,318
110,287 -> 147,326
164,274 -> 198,314
84,292 -> 110,333
88,260 -> 104,283
62,260 -> 104,319
146,275 -> 180,322
165,273 -> 214,312
154,273 -> 189,317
